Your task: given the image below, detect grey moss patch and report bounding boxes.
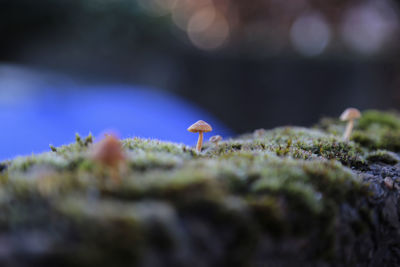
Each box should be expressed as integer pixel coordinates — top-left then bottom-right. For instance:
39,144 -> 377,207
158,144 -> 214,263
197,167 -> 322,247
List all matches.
1,111 -> 398,266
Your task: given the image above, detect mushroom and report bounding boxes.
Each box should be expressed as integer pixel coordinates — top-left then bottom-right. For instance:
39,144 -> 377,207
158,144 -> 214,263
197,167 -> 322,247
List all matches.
90,134 -> 125,181
187,120 -> 212,152
340,108 -> 361,141
209,135 -> 222,146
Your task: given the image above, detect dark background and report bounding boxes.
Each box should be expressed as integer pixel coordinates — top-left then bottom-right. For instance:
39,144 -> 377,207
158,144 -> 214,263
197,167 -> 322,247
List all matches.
1,0 -> 400,158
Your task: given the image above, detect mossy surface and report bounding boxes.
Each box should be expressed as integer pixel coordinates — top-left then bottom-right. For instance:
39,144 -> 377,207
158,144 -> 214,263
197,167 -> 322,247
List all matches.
319,110 -> 400,151
1,110 -> 400,266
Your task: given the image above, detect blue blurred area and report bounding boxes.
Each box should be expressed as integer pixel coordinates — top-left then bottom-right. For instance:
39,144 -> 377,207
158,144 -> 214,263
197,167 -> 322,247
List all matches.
0,67 -> 232,160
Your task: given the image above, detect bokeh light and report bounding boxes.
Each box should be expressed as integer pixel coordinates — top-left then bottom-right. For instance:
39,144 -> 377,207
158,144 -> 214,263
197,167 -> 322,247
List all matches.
340,2 -> 398,54
171,0 -> 214,30
187,7 -> 230,50
290,11 -> 331,57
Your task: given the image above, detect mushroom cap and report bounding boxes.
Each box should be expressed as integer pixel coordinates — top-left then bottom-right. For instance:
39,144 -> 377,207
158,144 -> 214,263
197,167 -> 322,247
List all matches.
90,135 -> 125,166
187,120 -> 212,133
340,108 -> 361,121
209,135 -> 222,143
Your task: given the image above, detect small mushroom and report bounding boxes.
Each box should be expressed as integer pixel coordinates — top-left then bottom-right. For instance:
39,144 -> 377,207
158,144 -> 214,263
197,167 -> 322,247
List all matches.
209,135 -> 222,146
90,134 -> 125,181
188,120 -> 212,152
340,108 -> 361,141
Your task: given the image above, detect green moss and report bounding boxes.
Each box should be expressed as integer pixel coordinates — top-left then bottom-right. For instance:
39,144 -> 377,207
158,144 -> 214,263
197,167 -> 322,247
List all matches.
204,127 -> 365,167
366,150 -> 399,165
122,138 -> 193,156
320,110 -> 400,151
52,133 -> 94,154
2,111 -> 397,264
358,110 -> 400,130
8,153 -> 69,172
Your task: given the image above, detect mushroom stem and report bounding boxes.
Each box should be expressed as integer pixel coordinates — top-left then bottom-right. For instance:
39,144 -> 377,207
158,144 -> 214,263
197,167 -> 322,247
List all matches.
343,119 -> 354,141
110,166 -> 120,183
196,132 -> 204,152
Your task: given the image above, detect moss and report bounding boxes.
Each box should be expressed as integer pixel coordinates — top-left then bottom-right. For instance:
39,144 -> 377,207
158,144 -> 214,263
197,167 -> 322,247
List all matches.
1,111 -> 397,265
366,150 -> 400,165
122,138 -> 193,156
204,127 -> 365,167
52,133 -> 94,154
319,110 -> 400,151
358,110 -> 400,130
8,153 -> 69,172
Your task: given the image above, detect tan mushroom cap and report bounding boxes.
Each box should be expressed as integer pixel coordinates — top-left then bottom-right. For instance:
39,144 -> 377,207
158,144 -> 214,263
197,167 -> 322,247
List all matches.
187,120 -> 212,133
340,108 -> 361,121
209,135 -> 222,142
90,135 -> 125,166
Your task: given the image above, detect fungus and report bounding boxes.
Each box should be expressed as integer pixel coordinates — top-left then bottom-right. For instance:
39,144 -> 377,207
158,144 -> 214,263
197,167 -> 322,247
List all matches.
90,134 -> 125,181
209,135 -> 222,146
340,108 -> 361,141
188,120 -> 212,152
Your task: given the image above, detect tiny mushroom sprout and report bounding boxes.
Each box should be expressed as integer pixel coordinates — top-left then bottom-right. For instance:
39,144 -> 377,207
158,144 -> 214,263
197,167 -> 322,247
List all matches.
188,120 -> 212,152
340,107 -> 361,141
209,135 -> 222,146
90,134 -> 125,181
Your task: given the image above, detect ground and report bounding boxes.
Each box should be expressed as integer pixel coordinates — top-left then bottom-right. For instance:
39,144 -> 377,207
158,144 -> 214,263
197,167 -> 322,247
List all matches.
1,110 -> 400,267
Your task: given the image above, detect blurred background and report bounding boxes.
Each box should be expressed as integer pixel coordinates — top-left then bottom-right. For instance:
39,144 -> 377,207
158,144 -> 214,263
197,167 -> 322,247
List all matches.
1,0 -> 400,159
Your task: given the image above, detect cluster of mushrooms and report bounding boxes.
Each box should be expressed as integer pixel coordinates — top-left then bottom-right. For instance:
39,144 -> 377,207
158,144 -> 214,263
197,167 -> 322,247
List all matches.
88,107 -> 361,181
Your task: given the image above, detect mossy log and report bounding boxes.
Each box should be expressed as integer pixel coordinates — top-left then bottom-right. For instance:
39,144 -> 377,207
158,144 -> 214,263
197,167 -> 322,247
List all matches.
1,110 -> 400,267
